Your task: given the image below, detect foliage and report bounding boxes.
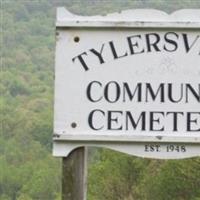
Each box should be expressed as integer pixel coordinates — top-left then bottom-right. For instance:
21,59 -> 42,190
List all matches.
88,149 -> 149,200
1,0 -> 200,199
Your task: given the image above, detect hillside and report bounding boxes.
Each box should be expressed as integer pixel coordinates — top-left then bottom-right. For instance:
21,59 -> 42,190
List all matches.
1,1 -> 200,199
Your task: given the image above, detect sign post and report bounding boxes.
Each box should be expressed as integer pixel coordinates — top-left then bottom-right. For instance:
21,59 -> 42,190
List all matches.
62,147 -> 87,200
53,7 -> 200,199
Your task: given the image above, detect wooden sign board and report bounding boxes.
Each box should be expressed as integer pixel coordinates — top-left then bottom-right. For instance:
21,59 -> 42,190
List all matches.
53,8 -> 200,159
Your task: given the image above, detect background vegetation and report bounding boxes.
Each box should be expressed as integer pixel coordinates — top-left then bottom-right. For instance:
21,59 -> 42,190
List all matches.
1,0 -> 200,199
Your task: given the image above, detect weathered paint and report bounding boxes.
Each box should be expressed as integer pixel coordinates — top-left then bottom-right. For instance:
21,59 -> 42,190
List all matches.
56,8 -> 200,28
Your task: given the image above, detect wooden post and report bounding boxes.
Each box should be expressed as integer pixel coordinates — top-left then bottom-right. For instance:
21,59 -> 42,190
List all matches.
62,147 -> 88,200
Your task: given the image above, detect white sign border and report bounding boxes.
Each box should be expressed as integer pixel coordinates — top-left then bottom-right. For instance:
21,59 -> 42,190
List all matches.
56,7 -> 200,28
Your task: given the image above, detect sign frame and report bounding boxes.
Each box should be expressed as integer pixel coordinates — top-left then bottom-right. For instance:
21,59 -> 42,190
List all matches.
53,8 -> 200,159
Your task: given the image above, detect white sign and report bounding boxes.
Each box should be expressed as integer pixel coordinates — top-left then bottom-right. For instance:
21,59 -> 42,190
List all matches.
53,8 -> 200,159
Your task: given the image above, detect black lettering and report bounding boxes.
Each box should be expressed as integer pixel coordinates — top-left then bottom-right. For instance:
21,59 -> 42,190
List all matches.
88,109 -> 105,130
127,35 -> 145,55
166,112 -> 184,131
168,83 -> 183,103
72,52 -> 89,71
186,84 -> 200,103
90,44 -> 105,64
187,112 -> 200,132
182,33 -> 200,53
150,112 -> 164,131
163,32 -> 179,52
146,83 -> 165,102
107,111 -> 123,130
109,41 -> 128,59
123,82 -> 142,102
126,111 -> 146,131
145,33 -> 161,52
86,81 -> 103,102
104,81 -> 121,103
